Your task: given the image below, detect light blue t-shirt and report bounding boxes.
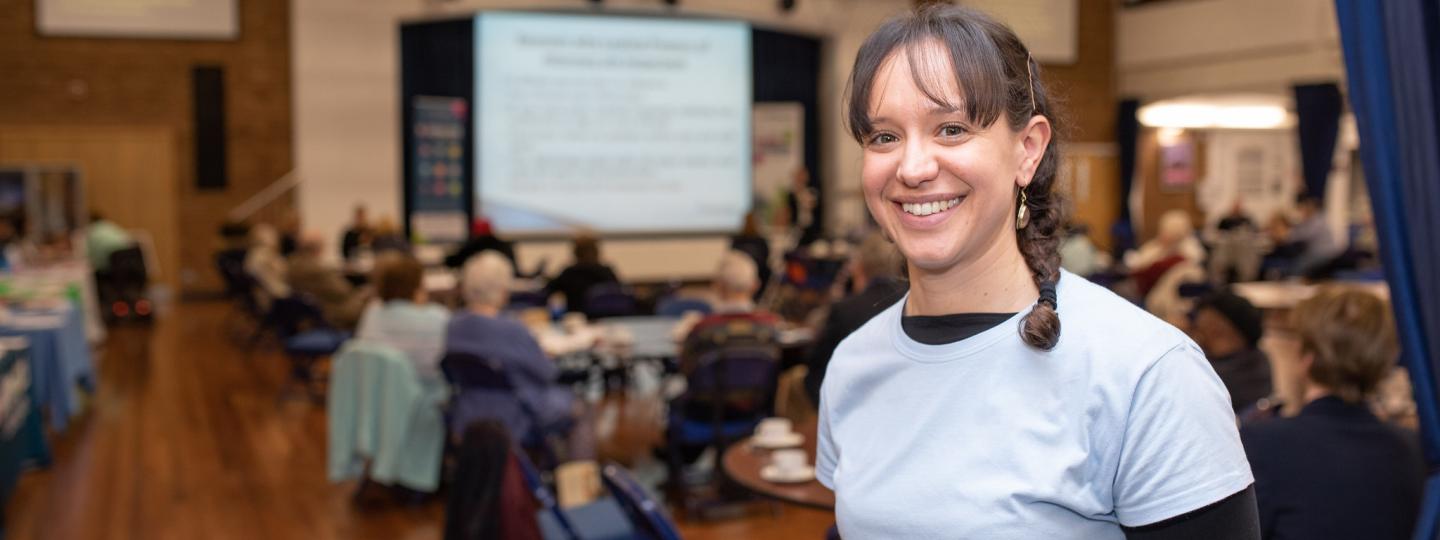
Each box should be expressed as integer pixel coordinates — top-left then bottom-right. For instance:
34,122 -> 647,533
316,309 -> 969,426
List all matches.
356,300 -> 451,382
817,270 -> 1253,539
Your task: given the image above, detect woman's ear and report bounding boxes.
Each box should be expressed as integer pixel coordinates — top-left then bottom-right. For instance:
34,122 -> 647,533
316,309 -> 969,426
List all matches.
1016,115 -> 1053,188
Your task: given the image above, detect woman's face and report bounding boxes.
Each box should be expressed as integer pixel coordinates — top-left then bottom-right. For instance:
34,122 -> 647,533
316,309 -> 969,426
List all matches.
861,42 -> 1042,273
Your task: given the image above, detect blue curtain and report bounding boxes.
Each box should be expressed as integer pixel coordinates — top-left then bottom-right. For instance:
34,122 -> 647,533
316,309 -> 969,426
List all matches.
1293,83 -> 1343,199
1334,1 -> 1440,539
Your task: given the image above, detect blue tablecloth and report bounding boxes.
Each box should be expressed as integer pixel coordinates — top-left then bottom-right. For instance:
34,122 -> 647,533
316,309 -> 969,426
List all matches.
0,306 -> 93,433
0,343 -> 51,507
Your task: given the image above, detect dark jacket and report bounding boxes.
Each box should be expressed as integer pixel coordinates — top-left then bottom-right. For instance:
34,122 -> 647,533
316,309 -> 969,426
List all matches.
544,262 -> 619,315
1241,396 -> 1426,540
803,278 -> 906,404
1211,348 -> 1273,413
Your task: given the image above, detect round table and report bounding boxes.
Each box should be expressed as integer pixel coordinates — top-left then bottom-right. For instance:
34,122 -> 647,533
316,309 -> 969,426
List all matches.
720,421 -> 835,510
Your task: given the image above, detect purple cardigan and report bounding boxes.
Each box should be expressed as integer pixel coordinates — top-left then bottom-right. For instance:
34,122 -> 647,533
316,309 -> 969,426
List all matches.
444,312 -> 573,442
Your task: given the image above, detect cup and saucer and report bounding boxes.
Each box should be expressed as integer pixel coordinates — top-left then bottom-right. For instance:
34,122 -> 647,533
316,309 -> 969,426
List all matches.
760,448 -> 815,484
750,417 -> 804,449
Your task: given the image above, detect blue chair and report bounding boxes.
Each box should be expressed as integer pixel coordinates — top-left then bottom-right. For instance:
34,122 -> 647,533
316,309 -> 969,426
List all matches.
655,297 -> 712,317
266,295 -> 350,398
441,352 -> 559,468
601,464 -> 683,540
664,343 -> 780,513
215,249 -> 266,343
583,283 -> 637,319
516,450 -> 636,540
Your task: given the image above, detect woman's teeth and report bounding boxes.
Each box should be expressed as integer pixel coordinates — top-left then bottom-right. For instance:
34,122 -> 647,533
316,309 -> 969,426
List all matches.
901,197 -> 962,217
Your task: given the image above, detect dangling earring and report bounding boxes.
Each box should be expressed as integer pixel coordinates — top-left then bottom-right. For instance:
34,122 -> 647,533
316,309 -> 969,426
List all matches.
1016,188 -> 1030,230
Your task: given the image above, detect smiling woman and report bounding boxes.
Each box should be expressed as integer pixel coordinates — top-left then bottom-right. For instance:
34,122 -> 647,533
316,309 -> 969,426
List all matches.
845,4 -> 1064,349
814,4 -> 1260,540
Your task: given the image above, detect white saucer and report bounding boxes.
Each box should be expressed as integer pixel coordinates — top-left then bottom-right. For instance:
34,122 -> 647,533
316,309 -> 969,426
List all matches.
750,433 -> 804,449
760,465 -> 815,484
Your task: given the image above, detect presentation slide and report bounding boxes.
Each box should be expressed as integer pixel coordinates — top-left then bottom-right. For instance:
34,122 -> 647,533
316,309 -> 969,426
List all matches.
476,13 -> 751,234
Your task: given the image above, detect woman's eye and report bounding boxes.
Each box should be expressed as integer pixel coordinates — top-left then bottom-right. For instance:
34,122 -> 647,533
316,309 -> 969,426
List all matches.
869,133 -> 898,146
939,125 -> 966,137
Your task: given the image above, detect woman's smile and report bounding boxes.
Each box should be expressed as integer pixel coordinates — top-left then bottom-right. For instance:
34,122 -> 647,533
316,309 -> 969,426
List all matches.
891,195 -> 965,229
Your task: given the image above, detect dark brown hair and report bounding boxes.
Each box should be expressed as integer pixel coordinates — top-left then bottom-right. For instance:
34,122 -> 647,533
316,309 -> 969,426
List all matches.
373,251 -> 424,302
573,234 -> 601,265
1292,287 -> 1399,403
846,4 -> 1065,350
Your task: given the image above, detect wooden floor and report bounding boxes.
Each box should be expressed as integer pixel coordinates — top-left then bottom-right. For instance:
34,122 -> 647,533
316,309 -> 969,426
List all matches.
6,301 -> 834,539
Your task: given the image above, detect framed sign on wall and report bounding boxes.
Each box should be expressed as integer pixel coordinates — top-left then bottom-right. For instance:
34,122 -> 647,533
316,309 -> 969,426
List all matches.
36,0 -> 238,40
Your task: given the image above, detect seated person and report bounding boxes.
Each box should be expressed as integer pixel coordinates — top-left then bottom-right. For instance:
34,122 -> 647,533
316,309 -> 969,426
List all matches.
804,232 -> 905,405
444,217 -> 517,271
543,234 -> 618,315
369,216 -> 411,255
445,252 -> 582,455
667,251 -> 782,465
679,250 -> 783,375
1058,224 -> 1102,277
1209,202 -> 1264,284
355,252 -> 449,381
1282,193 -> 1342,276
1189,291 -> 1271,413
87,211 -> 136,273
1126,210 -> 1206,297
1241,287 -> 1425,540
287,232 -> 369,330
1216,201 -> 1257,232
729,212 -> 772,299
244,224 -> 291,310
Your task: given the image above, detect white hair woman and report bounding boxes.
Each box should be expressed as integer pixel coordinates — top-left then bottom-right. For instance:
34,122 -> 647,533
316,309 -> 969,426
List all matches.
815,5 -> 1255,539
445,252 -> 587,458
461,250 -> 514,311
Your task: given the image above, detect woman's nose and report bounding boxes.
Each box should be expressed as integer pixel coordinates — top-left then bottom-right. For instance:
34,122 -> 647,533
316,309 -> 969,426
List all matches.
896,141 -> 939,187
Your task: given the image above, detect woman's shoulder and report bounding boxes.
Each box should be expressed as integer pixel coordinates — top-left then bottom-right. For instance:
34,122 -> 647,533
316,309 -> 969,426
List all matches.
1055,270 -> 1195,363
1059,271 -> 1183,332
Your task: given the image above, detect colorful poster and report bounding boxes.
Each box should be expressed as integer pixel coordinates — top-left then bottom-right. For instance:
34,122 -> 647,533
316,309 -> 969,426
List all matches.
409,96 -> 468,243
752,102 -> 804,225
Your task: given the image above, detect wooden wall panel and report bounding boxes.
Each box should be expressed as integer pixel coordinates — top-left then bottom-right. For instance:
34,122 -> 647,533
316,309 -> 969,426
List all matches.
0,0 -> 291,294
0,126 -> 182,291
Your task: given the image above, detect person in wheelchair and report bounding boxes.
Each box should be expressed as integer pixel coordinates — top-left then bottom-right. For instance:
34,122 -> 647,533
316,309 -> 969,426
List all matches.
678,251 -> 782,375
89,212 -> 149,320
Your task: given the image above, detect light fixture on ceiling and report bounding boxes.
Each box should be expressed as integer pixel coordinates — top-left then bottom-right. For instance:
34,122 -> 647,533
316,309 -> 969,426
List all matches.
1138,94 -> 1294,130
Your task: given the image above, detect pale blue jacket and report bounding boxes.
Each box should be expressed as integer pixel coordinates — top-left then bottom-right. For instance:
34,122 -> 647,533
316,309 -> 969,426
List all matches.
327,341 -> 448,492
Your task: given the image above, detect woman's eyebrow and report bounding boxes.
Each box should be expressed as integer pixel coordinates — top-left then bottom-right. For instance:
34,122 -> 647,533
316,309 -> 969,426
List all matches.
925,103 -> 964,115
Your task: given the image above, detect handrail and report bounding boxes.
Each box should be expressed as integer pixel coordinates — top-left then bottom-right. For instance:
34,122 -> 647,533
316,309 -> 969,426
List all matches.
227,170 -> 299,222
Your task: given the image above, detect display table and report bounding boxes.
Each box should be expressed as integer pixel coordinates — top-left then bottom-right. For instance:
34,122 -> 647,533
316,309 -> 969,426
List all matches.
0,304 -> 94,433
0,338 -> 52,510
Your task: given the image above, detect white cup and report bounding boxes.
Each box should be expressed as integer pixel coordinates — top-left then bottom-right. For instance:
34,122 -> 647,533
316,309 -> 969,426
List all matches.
755,417 -> 793,441
771,449 -> 807,473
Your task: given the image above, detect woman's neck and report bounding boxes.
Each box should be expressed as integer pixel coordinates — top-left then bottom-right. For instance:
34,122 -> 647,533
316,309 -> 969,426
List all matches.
905,237 -> 1039,316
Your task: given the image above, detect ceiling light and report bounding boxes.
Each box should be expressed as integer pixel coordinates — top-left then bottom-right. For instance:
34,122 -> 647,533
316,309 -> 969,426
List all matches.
1138,94 -> 1294,129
